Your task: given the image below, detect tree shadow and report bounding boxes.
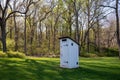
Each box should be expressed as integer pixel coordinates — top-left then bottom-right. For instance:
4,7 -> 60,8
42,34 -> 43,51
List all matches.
0,58 -> 120,80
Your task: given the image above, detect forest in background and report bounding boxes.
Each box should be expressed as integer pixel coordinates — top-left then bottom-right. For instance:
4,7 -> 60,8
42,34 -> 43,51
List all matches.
0,0 -> 120,58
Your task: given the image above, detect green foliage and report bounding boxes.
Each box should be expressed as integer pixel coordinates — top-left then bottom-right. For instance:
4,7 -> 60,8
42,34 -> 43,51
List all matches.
0,57 -> 120,80
7,51 -> 26,58
26,38 -> 60,56
81,46 -> 119,57
96,53 -> 105,57
101,48 -> 119,57
6,39 -> 15,51
0,51 -> 8,58
80,52 -> 98,57
0,51 -> 26,58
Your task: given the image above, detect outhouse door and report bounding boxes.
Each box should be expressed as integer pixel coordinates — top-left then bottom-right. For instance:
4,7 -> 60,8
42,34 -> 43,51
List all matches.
60,39 -> 69,67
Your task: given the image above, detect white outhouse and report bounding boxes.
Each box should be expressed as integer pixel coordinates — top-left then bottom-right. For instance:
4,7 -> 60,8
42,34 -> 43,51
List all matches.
59,37 -> 79,68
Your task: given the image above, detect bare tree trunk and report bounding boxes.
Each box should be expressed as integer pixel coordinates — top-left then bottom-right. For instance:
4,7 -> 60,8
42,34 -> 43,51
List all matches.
38,22 -> 42,47
9,17 -> 13,39
87,0 -> 90,53
46,26 -> 48,39
115,0 -> 120,59
74,0 -> 80,43
1,21 -> 7,52
48,26 -> 50,53
53,25 -> 56,53
94,30 -> 97,51
107,30 -> 110,48
97,19 -> 100,53
9,27 -> 13,39
13,0 -> 18,51
14,13 -> 18,51
30,30 -> 34,44
73,0 -> 80,56
68,8 -> 72,37
69,20 -> 72,37
24,15 -> 27,54
30,28 -> 34,55
75,11 -> 79,43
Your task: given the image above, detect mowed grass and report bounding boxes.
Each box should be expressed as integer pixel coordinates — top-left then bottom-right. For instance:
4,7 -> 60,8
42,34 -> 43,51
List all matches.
0,57 -> 120,80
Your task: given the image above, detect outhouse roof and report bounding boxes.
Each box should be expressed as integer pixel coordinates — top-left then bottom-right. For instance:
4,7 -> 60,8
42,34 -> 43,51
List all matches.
59,36 -> 80,46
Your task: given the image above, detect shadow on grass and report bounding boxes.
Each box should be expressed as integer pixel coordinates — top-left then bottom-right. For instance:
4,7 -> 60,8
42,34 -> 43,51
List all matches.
0,58 -> 120,80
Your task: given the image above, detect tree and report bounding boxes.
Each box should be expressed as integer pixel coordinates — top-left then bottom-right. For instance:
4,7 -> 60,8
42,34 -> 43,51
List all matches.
61,0 -> 74,37
0,0 -> 34,52
100,0 -> 120,59
13,0 -> 18,51
115,0 -> 120,59
0,0 -> 11,52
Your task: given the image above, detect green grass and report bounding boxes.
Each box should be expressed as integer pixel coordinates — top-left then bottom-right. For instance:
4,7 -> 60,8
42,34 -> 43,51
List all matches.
0,57 -> 120,80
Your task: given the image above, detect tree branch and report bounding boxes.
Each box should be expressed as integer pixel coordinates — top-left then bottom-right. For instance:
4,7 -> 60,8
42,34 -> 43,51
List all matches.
5,0 -> 35,21
39,10 -> 52,22
8,3 -> 12,11
0,4 -> 3,11
3,0 -> 10,15
99,5 -> 116,9
5,11 -> 26,21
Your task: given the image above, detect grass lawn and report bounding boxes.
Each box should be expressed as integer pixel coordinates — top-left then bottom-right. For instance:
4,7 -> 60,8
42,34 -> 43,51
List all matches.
0,57 -> 120,80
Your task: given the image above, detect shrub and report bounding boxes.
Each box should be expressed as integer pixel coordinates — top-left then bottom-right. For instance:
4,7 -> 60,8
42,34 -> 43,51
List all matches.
0,51 -> 8,58
6,39 -> 15,51
80,53 -> 98,57
101,48 -> 119,57
97,53 -> 105,57
7,51 -> 26,58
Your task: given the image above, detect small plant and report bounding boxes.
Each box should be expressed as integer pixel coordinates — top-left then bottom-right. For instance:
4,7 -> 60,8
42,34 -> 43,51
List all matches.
0,51 -> 8,58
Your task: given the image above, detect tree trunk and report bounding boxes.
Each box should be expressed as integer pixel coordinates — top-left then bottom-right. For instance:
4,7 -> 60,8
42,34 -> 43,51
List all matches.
38,22 -> 42,47
9,27 -> 13,39
97,18 -> 100,53
14,13 -> 18,51
9,17 -> 13,39
48,27 -> 50,53
74,0 -> 80,43
115,0 -> 120,59
69,23 -> 72,37
87,0 -> 90,53
73,0 -> 80,56
53,25 -> 56,53
30,28 -> 34,45
68,11 -> 72,37
24,15 -> 27,54
1,22 -> 7,52
30,29 -> 34,55
118,44 -> 120,59
94,30 -> 97,51
46,26 -> 48,39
